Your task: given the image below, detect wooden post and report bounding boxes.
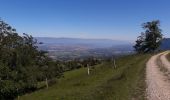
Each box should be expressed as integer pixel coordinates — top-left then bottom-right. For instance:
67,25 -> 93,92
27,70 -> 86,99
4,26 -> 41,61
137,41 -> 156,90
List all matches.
45,77 -> 48,89
17,95 -> 20,100
87,64 -> 90,75
17,88 -> 19,100
114,59 -> 117,69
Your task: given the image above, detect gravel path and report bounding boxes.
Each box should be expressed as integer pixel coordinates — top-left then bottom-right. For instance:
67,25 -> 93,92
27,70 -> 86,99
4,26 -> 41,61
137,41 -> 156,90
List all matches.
160,51 -> 170,72
146,51 -> 170,100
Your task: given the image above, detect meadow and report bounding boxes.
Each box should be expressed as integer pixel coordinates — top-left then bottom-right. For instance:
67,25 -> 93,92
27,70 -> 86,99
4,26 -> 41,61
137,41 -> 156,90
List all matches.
20,54 -> 151,100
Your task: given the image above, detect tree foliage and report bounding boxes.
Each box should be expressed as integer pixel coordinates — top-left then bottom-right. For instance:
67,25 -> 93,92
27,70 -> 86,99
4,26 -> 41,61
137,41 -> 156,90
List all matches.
134,20 -> 163,53
0,20 -> 63,99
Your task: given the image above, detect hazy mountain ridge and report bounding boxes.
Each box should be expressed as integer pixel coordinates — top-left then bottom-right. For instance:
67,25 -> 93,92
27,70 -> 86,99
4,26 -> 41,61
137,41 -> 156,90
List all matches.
36,37 -> 132,48
35,37 -> 134,60
36,37 -> 170,50
159,38 -> 170,50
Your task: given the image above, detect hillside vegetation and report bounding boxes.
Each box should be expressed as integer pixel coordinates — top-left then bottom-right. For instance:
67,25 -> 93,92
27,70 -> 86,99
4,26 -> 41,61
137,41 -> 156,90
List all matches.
166,53 -> 170,61
0,20 -> 64,99
20,54 -> 151,100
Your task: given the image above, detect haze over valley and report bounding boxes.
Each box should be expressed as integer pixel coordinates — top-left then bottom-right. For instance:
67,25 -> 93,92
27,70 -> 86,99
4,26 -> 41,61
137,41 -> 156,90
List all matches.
36,37 -> 134,60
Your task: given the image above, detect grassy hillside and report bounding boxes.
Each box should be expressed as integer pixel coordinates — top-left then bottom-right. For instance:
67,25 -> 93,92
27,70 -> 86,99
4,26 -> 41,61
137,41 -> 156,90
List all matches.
166,53 -> 170,61
19,54 -> 151,100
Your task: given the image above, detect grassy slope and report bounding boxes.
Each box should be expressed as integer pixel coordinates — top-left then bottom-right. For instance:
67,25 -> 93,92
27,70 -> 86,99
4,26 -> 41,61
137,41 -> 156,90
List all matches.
20,54 -> 151,100
166,53 -> 170,61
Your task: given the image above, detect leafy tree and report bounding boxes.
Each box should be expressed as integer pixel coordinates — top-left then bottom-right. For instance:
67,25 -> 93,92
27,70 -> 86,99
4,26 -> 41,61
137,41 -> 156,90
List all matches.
134,20 -> 163,53
0,19 -> 63,99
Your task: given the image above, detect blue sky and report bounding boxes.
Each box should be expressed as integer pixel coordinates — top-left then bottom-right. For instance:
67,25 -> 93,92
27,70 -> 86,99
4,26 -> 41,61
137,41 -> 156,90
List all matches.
0,0 -> 170,41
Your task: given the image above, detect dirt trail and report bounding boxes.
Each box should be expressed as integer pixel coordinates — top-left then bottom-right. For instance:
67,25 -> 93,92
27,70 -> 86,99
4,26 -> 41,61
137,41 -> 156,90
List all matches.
146,51 -> 170,100
160,51 -> 170,71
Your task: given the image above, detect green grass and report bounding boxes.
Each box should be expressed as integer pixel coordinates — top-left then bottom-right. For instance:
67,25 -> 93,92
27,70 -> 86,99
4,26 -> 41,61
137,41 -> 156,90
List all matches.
19,54 -> 151,100
166,53 -> 170,62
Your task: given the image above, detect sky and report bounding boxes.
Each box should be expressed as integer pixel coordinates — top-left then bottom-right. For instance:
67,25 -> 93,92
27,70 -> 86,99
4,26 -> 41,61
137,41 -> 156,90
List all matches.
0,0 -> 170,41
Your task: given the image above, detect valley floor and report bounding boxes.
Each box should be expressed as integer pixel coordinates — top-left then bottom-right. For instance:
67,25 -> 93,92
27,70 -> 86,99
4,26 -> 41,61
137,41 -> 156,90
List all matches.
19,54 -> 151,100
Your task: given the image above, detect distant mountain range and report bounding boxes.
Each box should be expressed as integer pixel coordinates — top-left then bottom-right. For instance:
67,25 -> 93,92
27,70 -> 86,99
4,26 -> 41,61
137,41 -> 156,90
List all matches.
35,37 -> 133,48
35,37 -> 170,60
159,38 -> 170,50
35,37 -> 134,60
35,37 -> 170,51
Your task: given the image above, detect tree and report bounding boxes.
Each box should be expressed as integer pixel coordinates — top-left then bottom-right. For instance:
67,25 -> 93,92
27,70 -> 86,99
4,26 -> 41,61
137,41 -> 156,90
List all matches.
0,19 -> 63,99
134,20 -> 163,53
